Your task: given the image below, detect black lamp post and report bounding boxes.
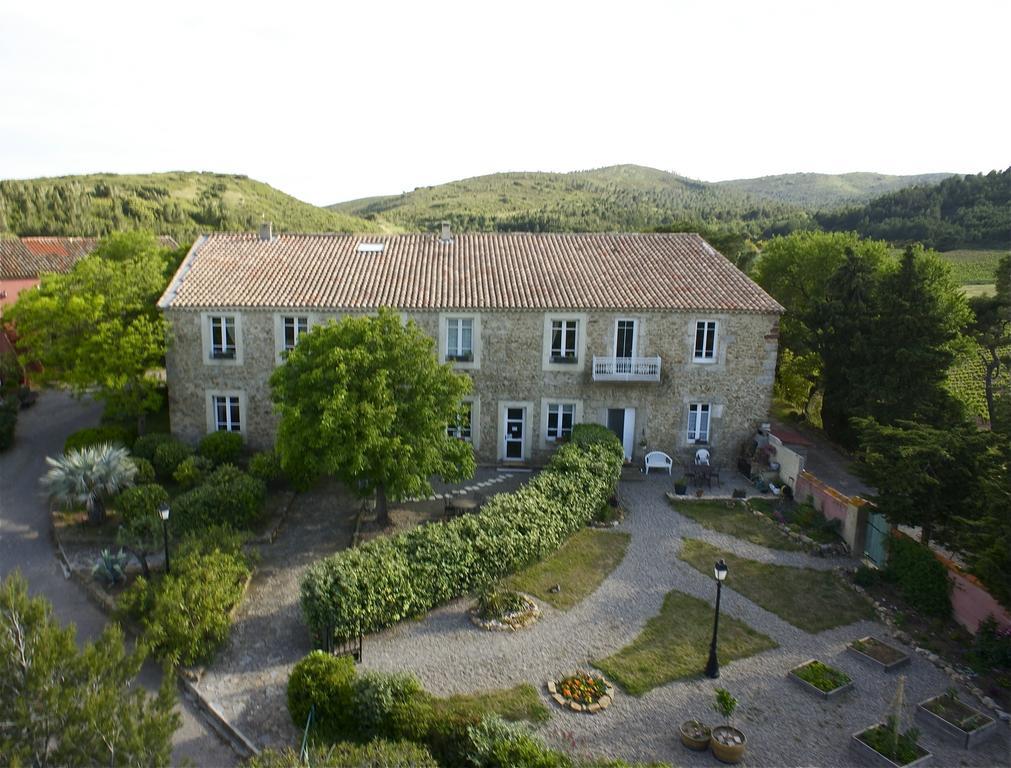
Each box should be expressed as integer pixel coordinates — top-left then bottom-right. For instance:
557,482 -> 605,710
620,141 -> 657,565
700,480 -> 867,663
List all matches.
158,502 -> 171,575
705,558 -> 729,678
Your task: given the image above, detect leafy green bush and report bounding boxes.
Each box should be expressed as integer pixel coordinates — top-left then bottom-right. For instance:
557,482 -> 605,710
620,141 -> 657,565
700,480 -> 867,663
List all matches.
172,455 -> 213,489
177,524 -> 250,560
287,651 -> 358,743
464,715 -> 567,768
152,439 -> 192,480
0,396 -> 17,452
854,565 -> 881,588
969,615 -> 1011,673
117,484 -> 169,524
118,547 -> 250,665
249,449 -> 283,484
64,425 -> 132,454
170,465 -> 266,535
300,434 -> 623,641
352,670 -> 431,743
198,430 -> 244,466
477,588 -> 527,620
886,535 -> 952,618
130,457 -> 156,484
248,741 -> 438,768
132,432 -> 174,462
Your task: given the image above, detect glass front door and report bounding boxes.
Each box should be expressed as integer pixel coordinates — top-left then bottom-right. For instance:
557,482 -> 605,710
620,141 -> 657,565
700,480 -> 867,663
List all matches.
505,407 -> 525,460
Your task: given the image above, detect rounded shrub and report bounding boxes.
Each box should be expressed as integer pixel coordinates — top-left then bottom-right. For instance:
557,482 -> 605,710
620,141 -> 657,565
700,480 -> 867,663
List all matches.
198,431 -> 244,466
130,457 -> 156,485
854,564 -> 881,589
886,536 -> 952,618
64,425 -> 132,454
287,651 -> 358,742
170,465 -> 266,535
117,484 -> 169,525
132,432 -> 174,462
352,670 -> 431,742
249,450 -> 283,484
152,439 -> 192,479
172,455 -> 214,489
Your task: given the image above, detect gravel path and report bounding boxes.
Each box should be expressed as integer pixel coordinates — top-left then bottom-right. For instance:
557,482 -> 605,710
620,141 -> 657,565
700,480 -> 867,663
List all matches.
360,476 -> 1009,767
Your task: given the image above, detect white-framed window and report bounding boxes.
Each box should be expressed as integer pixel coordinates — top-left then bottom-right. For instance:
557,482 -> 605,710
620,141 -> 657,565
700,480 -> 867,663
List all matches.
209,316 -> 236,359
447,401 -> 473,441
550,319 -> 578,363
687,403 -> 711,443
212,394 -> 241,432
282,316 -> 309,352
615,318 -> 637,358
446,318 -> 474,362
545,403 -> 575,442
693,320 -> 717,362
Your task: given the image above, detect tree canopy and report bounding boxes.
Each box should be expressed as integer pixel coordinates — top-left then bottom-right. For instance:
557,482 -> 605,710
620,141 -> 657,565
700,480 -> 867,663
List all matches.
0,571 -> 179,766
6,231 -> 174,431
270,309 -> 476,525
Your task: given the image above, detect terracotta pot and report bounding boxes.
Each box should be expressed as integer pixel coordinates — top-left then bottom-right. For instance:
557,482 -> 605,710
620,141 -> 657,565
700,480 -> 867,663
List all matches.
711,725 -> 746,764
679,719 -> 711,750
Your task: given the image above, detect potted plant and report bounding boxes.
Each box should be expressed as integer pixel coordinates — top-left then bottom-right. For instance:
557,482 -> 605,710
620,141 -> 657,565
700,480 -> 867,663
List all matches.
710,688 -> 746,764
674,478 -> 688,495
679,718 -> 711,750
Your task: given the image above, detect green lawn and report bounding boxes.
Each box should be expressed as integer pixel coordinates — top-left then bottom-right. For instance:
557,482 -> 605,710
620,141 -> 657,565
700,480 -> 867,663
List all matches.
432,683 -> 550,724
505,528 -> 630,610
679,539 -> 875,633
670,499 -> 803,551
593,590 -> 777,695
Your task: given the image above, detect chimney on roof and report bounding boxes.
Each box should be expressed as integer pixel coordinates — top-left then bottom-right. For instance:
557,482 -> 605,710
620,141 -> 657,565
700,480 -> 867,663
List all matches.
439,221 -> 453,243
259,221 -> 273,241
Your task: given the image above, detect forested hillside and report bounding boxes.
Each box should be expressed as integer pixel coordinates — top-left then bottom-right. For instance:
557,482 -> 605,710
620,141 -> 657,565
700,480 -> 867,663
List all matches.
331,165 -> 811,236
816,168 -> 1011,249
715,171 -> 953,208
0,172 -> 383,240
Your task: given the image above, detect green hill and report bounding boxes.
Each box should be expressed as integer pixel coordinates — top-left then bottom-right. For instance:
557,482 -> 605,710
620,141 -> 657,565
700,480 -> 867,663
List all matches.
329,164 -> 810,235
715,171 -> 954,208
0,171 -> 384,240
816,168 -> 1011,250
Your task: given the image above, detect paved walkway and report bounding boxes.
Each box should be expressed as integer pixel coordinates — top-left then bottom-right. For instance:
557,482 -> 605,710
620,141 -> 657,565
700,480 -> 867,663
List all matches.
197,479 -> 360,750
0,391 -> 236,767
357,477 -> 1008,766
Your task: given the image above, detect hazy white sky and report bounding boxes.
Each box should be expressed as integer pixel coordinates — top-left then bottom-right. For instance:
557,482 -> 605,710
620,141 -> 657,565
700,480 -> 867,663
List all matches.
1,0 -> 1008,205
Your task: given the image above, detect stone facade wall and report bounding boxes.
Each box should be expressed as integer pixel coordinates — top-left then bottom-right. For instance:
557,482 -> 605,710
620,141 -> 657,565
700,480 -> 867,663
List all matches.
164,308 -> 779,468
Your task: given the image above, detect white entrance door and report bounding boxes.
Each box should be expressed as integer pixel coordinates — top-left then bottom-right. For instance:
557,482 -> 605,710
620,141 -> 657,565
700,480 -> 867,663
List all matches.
605,407 -> 636,461
504,407 -> 525,460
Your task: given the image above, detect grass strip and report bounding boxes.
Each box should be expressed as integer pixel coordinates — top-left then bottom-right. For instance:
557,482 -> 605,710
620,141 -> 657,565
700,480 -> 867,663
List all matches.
670,499 -> 803,551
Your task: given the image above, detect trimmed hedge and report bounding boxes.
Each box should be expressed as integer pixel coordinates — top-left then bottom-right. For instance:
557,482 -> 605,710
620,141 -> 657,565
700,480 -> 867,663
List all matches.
132,433 -> 174,462
172,454 -> 213,489
886,535 -> 952,619
198,430 -> 244,466
287,652 -> 358,743
152,439 -> 192,479
248,742 -> 439,768
170,464 -> 266,536
64,425 -> 132,454
130,457 -> 157,485
300,424 -> 623,640
116,484 -> 169,525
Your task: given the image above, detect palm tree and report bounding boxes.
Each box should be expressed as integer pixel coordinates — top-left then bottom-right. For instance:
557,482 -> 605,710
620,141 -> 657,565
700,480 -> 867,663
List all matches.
41,443 -> 137,524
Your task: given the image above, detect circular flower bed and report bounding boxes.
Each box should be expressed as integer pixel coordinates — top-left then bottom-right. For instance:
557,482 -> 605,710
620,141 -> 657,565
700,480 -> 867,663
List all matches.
547,671 -> 615,713
469,589 -> 540,631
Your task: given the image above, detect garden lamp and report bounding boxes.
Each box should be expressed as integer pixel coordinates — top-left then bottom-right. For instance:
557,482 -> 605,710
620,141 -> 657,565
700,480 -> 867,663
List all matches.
705,559 -> 728,678
158,502 -> 171,574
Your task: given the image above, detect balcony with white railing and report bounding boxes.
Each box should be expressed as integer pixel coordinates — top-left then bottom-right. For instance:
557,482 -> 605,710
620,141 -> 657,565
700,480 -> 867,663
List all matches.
592,355 -> 662,382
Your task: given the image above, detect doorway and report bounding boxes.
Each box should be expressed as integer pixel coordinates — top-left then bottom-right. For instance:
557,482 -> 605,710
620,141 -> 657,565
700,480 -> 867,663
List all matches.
504,407 -> 525,461
606,407 -> 636,461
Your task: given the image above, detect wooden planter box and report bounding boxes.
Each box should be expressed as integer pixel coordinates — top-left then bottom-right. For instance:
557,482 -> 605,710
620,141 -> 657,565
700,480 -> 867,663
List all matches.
850,725 -> 932,768
847,636 -> 910,672
788,659 -> 854,700
915,695 -> 997,749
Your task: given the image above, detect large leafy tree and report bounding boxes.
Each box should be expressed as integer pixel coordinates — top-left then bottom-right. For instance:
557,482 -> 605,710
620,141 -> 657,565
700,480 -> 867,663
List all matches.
270,309 -> 476,526
853,418 -> 1000,549
0,572 -> 179,766
966,254 -> 1011,429
6,231 -> 174,432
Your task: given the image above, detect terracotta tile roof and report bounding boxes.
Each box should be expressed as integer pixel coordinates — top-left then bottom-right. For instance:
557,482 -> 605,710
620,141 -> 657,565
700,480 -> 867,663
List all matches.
159,232 -> 784,314
0,236 -> 178,279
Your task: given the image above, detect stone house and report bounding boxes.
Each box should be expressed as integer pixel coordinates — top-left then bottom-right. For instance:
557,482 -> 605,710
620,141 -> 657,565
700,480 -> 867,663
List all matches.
158,225 -> 783,467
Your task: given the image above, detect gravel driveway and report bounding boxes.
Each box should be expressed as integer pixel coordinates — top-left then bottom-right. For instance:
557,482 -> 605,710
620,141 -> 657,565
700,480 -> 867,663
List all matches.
358,477 -> 1009,767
